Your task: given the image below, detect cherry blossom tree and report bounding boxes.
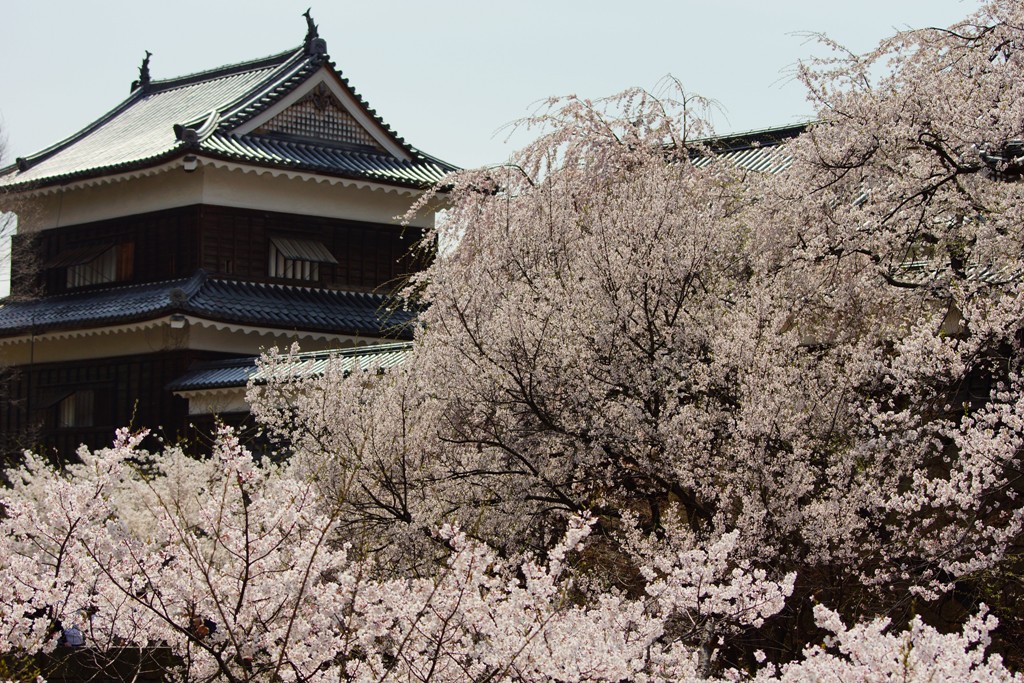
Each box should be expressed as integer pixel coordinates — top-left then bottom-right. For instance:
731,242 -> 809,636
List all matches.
0,427 -> 784,681
258,0 -> 1024,670
5,0 -> 1024,679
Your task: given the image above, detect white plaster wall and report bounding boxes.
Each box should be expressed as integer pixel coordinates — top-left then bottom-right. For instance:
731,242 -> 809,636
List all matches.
13,168 -> 205,232
11,162 -> 435,232
0,318 -> 387,365
0,323 -> 188,364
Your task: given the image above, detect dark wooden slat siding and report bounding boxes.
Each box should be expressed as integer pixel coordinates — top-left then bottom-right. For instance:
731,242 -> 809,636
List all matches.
0,350 -> 236,461
11,204 -> 427,299
0,367 -> 31,461
14,206 -> 202,297
197,205 -> 427,292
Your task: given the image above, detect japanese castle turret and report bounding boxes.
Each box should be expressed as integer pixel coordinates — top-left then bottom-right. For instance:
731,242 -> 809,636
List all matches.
0,15 -> 454,457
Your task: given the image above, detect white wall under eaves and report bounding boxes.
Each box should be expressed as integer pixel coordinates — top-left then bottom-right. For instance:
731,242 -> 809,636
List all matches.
10,161 -> 435,233
0,318 -> 384,365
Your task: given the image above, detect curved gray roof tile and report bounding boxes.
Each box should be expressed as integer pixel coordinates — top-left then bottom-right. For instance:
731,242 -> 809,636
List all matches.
166,341 -> 412,392
0,271 -> 416,338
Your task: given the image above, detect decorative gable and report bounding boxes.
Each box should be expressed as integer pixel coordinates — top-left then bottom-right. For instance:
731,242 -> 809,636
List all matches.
253,83 -> 385,152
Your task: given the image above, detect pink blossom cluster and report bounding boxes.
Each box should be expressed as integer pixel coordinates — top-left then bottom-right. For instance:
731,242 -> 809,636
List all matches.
1,430 -> 1018,681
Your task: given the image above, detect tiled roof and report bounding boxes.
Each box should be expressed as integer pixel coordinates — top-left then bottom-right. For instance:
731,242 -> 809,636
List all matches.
887,262 -> 1024,287
167,356 -> 259,392
167,341 -> 412,392
0,40 -> 457,191
0,270 -> 415,338
199,133 -> 452,186
691,123 -> 805,174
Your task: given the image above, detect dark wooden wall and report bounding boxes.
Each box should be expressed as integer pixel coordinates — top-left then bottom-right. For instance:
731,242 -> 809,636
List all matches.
197,205 -> 426,291
13,204 -> 427,298
0,350 -> 235,462
13,206 -> 202,297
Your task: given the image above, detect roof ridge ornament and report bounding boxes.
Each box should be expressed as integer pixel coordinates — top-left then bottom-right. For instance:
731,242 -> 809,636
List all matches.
173,124 -> 200,147
302,9 -> 327,59
173,110 -> 220,149
131,50 -> 153,93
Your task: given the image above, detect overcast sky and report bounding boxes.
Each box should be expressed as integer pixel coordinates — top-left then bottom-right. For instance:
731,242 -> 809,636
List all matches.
1,1 -> 980,170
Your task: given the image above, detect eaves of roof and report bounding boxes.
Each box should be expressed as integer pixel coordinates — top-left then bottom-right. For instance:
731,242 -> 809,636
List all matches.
0,270 -> 417,339
166,357 -> 259,392
682,123 -> 809,175
166,341 -> 412,392
196,134 -> 453,188
699,123 -> 810,153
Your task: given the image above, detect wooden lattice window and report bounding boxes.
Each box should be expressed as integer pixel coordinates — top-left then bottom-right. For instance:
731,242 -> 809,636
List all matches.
256,83 -> 385,151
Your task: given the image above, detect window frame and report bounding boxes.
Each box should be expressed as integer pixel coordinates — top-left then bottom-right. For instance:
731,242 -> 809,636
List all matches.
60,242 -> 135,289
57,390 -> 95,429
267,236 -> 337,283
